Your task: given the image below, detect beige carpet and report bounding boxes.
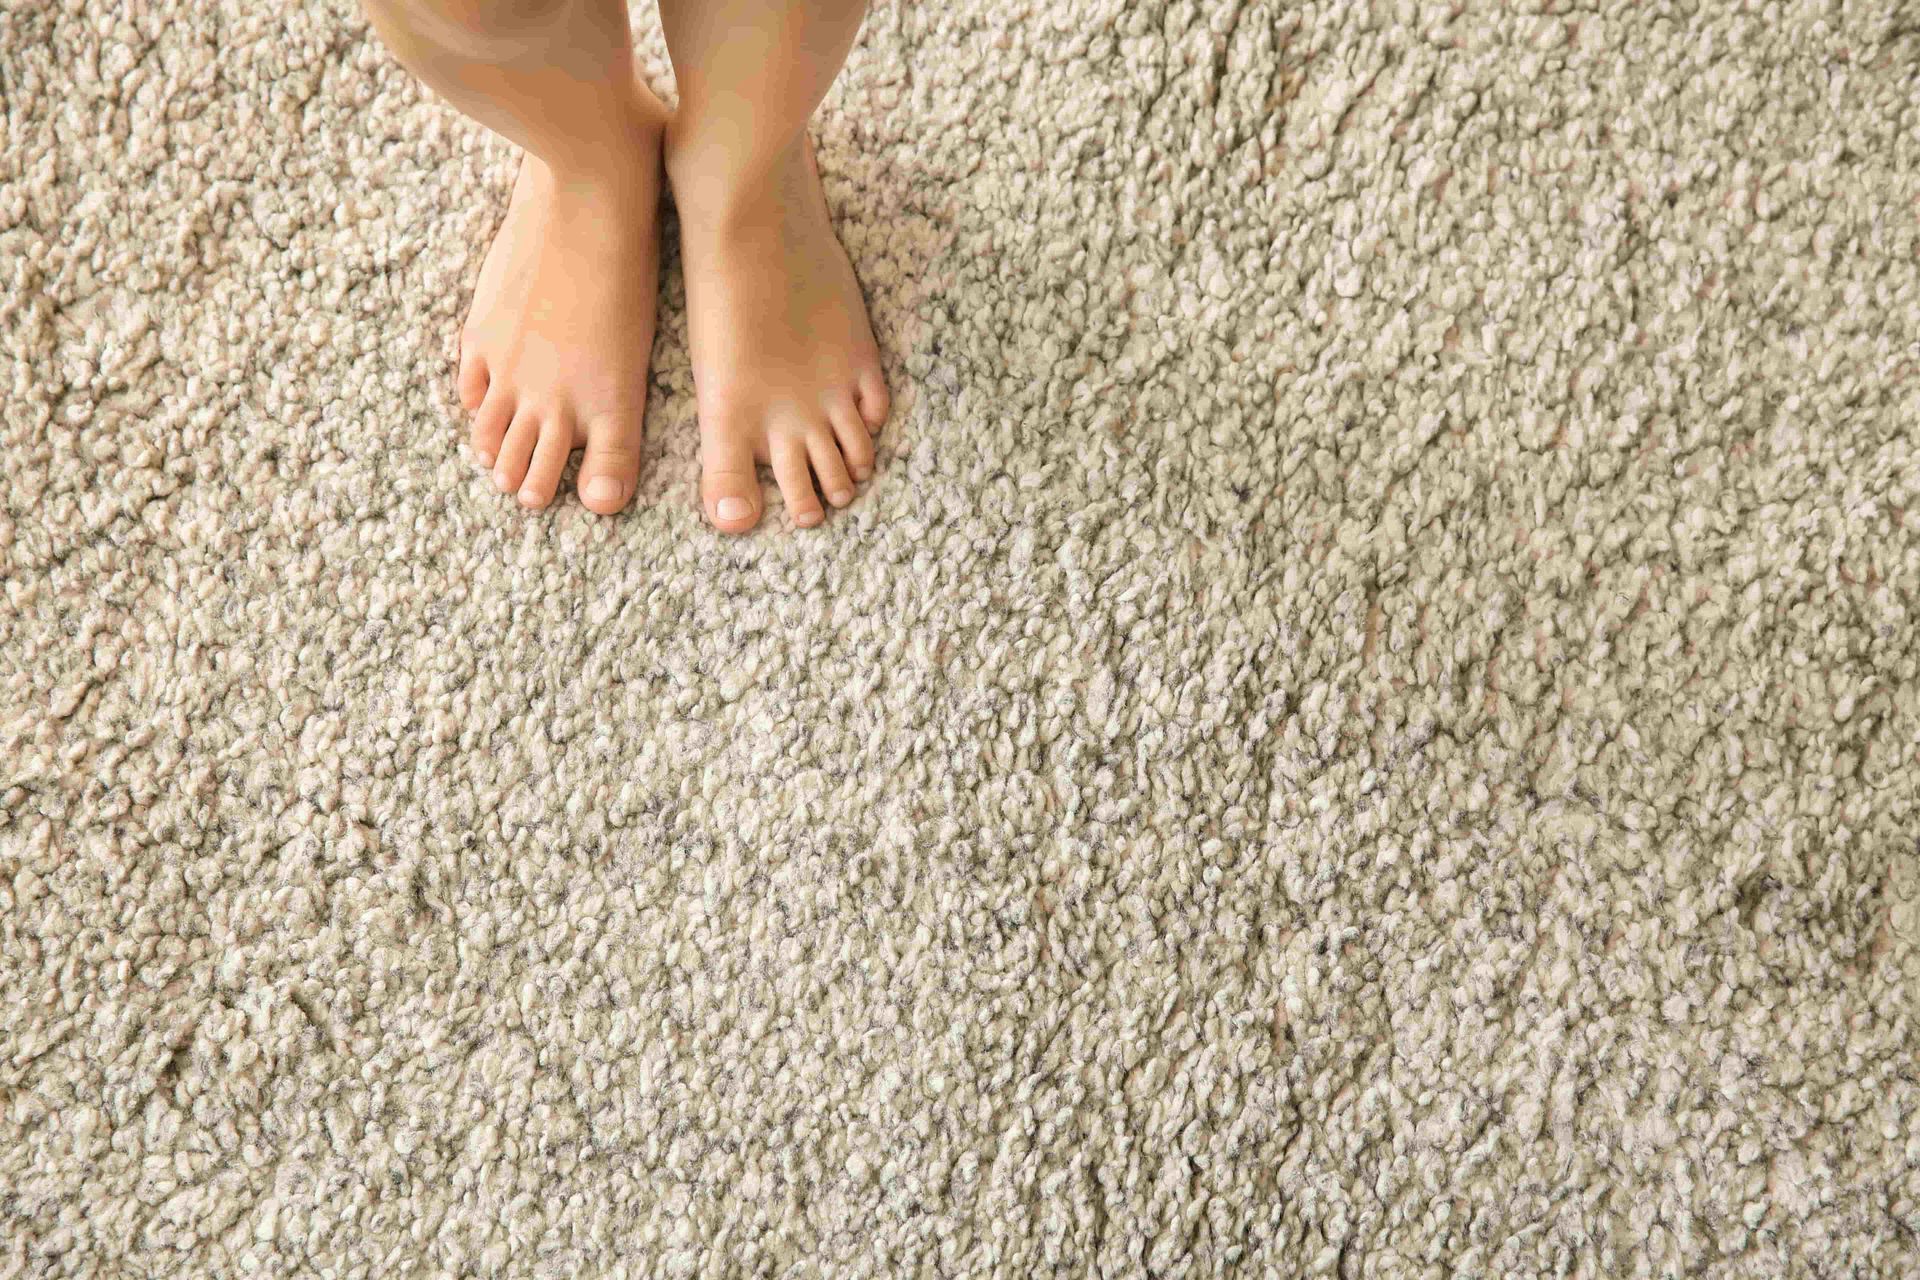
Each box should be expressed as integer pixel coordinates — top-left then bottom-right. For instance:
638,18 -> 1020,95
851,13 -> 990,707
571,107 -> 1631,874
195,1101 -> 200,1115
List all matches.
6,0 -> 1920,1274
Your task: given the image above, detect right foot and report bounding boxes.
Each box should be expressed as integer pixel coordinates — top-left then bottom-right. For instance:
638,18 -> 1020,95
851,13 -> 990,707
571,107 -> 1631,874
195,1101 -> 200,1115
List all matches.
458,110 -> 665,514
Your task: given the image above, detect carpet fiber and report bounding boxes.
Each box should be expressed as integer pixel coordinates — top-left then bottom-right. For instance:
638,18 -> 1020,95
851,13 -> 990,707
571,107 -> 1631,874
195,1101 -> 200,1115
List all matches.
5,0 -> 1920,1274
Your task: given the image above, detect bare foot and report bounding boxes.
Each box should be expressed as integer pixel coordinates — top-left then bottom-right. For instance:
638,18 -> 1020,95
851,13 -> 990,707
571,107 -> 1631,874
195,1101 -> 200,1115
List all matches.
458,113 -> 665,514
667,133 -> 889,532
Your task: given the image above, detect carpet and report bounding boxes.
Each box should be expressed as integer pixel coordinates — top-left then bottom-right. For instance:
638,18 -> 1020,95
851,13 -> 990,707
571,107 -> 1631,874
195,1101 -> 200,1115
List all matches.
5,0 -> 1919,1274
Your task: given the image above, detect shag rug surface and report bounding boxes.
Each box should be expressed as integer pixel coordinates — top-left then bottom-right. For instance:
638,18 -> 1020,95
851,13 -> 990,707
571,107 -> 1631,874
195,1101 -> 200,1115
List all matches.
5,0 -> 1920,1274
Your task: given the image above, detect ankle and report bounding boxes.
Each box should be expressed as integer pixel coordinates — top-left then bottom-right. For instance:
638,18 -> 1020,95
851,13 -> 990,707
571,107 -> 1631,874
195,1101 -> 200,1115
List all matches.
664,121 -> 808,234
539,95 -> 667,196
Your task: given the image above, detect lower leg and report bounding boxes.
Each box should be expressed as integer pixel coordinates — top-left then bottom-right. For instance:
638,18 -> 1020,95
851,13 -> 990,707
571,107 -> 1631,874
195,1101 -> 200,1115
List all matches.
656,0 -> 863,213
361,0 -> 653,179
360,0 -> 667,513
655,0 -> 890,532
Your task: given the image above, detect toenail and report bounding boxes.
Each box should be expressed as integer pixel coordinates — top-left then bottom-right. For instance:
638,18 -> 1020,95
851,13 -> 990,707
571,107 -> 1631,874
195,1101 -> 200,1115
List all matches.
476,449 -> 494,466
494,471 -> 513,492
853,464 -> 871,480
518,486 -> 541,506
584,477 -> 621,505
829,489 -> 852,506
717,496 -> 752,522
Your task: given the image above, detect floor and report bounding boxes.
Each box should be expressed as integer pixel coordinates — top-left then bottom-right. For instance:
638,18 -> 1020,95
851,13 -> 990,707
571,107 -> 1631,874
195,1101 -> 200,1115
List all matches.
4,0 -> 1918,1274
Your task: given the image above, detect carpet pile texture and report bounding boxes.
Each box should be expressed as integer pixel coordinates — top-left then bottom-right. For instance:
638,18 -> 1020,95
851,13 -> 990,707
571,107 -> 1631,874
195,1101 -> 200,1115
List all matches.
5,0 -> 1920,1274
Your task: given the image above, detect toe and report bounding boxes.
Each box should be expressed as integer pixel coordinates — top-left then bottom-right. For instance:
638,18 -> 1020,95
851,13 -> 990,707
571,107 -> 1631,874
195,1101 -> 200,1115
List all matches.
827,395 -> 874,481
771,435 -> 824,528
518,409 -> 574,509
492,411 -> 541,496
470,387 -> 513,468
700,424 -> 762,534
577,411 -> 644,515
806,427 -> 856,509
855,367 -> 891,431
457,347 -> 489,412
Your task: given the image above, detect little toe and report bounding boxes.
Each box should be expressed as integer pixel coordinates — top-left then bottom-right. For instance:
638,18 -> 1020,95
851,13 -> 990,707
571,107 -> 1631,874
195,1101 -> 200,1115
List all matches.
700,426 -> 762,534
855,367 -> 891,431
577,411 -> 644,515
518,410 -> 574,509
771,436 -> 824,527
806,428 -> 856,509
827,396 -> 874,480
471,387 -> 513,468
493,412 -> 541,496
457,349 -> 489,412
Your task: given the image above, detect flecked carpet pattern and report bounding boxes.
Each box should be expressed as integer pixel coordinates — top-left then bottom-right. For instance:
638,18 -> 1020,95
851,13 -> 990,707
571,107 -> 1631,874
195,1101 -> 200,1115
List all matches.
4,0 -> 1919,1274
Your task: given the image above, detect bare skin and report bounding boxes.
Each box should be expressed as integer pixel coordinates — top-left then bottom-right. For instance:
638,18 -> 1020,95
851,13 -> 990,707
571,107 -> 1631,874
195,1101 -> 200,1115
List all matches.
668,129 -> 887,530
459,114 -> 665,512
657,0 -> 888,532
361,0 -> 665,514
364,0 -> 890,525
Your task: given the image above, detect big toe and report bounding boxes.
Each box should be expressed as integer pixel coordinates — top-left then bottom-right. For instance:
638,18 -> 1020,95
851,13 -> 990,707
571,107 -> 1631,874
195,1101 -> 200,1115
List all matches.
577,411 -> 644,515
457,349 -> 489,413
701,427 -> 762,534
855,366 -> 891,431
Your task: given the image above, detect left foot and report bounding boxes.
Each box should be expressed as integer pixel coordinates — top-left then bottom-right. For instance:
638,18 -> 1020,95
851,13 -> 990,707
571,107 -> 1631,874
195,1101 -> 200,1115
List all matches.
667,131 -> 890,532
